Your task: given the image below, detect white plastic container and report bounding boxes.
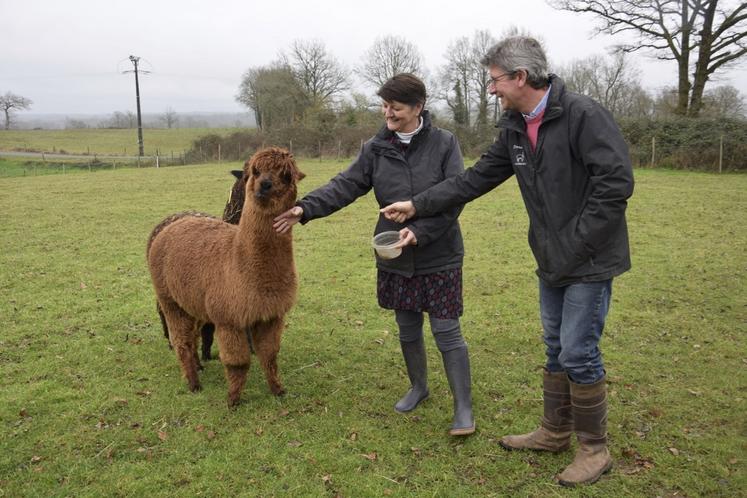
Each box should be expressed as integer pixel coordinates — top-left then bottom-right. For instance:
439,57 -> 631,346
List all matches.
372,231 -> 403,259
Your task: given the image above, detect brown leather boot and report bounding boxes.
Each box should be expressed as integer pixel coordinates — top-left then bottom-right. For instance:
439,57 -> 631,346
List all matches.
499,369 -> 572,452
557,377 -> 613,486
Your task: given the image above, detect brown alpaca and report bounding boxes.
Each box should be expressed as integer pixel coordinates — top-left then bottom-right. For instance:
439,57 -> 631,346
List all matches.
147,147 -> 305,406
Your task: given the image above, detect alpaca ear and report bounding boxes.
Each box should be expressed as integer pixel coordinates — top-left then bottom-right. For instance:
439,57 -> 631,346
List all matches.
296,169 -> 306,182
230,170 -> 242,180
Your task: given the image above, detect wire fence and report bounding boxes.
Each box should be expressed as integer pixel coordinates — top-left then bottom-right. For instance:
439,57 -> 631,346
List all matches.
3,129 -> 746,178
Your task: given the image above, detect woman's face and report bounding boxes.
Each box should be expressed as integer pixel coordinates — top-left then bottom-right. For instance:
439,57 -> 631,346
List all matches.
382,100 -> 422,133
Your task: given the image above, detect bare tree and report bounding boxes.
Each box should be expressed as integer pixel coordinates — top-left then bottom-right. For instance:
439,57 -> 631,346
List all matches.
700,84 -> 746,118
159,106 -> 178,129
439,36 -> 473,126
556,51 -> 647,117
282,39 -> 350,107
437,30 -> 499,127
470,30 -> 498,126
1,92 -> 33,130
551,0 -> 747,117
357,35 -> 425,88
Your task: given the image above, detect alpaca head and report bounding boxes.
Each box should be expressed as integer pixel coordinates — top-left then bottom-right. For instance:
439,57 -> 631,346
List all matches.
243,147 -> 305,212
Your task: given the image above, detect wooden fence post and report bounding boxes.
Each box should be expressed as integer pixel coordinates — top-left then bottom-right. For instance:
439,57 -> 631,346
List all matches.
719,134 -> 723,174
650,136 -> 656,168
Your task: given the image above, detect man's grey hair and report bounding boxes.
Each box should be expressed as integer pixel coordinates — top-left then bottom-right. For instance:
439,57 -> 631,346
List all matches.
481,36 -> 549,89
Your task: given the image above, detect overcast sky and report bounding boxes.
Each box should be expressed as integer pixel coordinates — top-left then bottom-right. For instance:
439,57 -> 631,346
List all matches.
2,0 -> 746,115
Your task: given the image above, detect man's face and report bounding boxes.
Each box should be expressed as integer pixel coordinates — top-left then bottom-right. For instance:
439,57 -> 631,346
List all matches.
487,66 -> 519,111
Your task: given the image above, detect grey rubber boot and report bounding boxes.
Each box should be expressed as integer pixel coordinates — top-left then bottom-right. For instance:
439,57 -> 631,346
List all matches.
441,346 -> 475,436
394,338 -> 429,412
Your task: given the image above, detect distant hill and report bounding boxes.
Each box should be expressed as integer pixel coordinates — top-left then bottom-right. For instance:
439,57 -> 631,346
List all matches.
13,112 -> 256,130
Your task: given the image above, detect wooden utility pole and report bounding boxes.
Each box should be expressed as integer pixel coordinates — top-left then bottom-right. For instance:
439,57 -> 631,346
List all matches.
125,55 -> 146,157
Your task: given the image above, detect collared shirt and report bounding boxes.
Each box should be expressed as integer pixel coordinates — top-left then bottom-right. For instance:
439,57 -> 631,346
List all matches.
522,85 -> 552,120
523,85 -> 552,150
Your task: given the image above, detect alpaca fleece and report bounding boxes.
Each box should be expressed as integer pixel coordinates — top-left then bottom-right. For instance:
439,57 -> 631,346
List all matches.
147,147 -> 304,406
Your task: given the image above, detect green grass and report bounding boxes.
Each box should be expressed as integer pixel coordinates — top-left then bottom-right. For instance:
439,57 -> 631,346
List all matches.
1,161 -> 745,497
0,128 -> 245,156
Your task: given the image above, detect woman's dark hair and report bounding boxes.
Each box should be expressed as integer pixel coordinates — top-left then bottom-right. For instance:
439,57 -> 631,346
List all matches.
377,73 -> 427,106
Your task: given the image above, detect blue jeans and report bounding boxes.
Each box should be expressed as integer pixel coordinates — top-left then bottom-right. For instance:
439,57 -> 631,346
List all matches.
539,279 -> 612,384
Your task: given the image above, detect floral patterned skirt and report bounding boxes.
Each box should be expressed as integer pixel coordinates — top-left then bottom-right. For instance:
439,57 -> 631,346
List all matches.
377,268 -> 463,319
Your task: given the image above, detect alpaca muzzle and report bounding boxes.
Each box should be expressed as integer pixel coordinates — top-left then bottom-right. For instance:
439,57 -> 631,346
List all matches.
256,179 -> 273,200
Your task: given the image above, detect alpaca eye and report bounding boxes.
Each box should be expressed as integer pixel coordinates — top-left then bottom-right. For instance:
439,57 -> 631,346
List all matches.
252,168 -> 260,177
282,171 -> 293,184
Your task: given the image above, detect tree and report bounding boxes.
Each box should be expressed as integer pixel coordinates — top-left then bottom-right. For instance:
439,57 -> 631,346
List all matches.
1,92 -> 33,130
358,35 -> 425,88
557,51 -> 653,118
469,30 -> 497,126
441,36 -> 473,126
159,106 -> 178,129
437,30 -> 498,127
551,0 -> 747,117
236,64 -> 307,131
282,39 -> 350,107
700,84 -> 746,118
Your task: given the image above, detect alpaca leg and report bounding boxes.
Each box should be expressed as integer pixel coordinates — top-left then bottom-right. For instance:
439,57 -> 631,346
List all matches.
160,300 -> 201,392
215,326 -> 251,407
250,317 -> 285,396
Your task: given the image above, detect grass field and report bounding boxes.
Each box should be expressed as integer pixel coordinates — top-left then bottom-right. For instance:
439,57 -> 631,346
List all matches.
0,128 -> 244,156
1,160 -> 745,497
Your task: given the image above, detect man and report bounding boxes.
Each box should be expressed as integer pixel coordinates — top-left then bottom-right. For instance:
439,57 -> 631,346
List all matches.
381,36 -> 633,487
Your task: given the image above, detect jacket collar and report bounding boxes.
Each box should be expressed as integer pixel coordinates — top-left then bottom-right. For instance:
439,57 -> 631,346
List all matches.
497,74 -> 565,132
374,109 -> 433,143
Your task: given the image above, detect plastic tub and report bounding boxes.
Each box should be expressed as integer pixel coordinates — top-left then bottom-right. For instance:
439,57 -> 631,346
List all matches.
372,231 -> 403,259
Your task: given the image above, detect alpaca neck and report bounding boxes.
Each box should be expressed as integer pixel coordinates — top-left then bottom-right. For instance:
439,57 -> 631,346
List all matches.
236,201 -> 294,262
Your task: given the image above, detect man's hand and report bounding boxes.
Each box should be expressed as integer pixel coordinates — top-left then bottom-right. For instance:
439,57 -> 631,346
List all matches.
394,227 -> 417,248
380,201 -> 416,223
273,206 -> 303,234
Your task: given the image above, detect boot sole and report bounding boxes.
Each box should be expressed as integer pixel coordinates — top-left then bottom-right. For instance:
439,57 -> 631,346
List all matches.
449,425 -> 476,436
498,439 -> 570,453
557,460 -> 613,487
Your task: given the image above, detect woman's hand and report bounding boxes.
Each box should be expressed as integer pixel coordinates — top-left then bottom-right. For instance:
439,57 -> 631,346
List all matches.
380,201 -> 416,223
394,227 -> 418,248
273,206 -> 303,234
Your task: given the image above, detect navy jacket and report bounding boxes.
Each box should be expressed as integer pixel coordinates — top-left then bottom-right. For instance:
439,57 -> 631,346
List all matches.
298,110 -> 465,277
413,76 -> 634,286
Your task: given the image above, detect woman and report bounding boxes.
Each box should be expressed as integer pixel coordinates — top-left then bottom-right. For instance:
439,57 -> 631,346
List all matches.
273,73 -> 474,436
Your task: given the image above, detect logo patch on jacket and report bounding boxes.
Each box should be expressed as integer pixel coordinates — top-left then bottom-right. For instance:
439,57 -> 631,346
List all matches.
512,145 -> 527,167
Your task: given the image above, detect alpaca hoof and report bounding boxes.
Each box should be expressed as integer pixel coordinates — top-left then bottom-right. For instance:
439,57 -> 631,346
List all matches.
188,382 -> 202,392
227,396 -> 241,408
271,385 -> 286,396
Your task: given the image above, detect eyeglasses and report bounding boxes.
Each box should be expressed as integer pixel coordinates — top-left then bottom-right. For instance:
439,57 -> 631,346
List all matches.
486,71 -> 516,87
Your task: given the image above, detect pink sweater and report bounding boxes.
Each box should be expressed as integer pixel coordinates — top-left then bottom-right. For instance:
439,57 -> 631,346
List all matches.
524,109 -> 544,151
